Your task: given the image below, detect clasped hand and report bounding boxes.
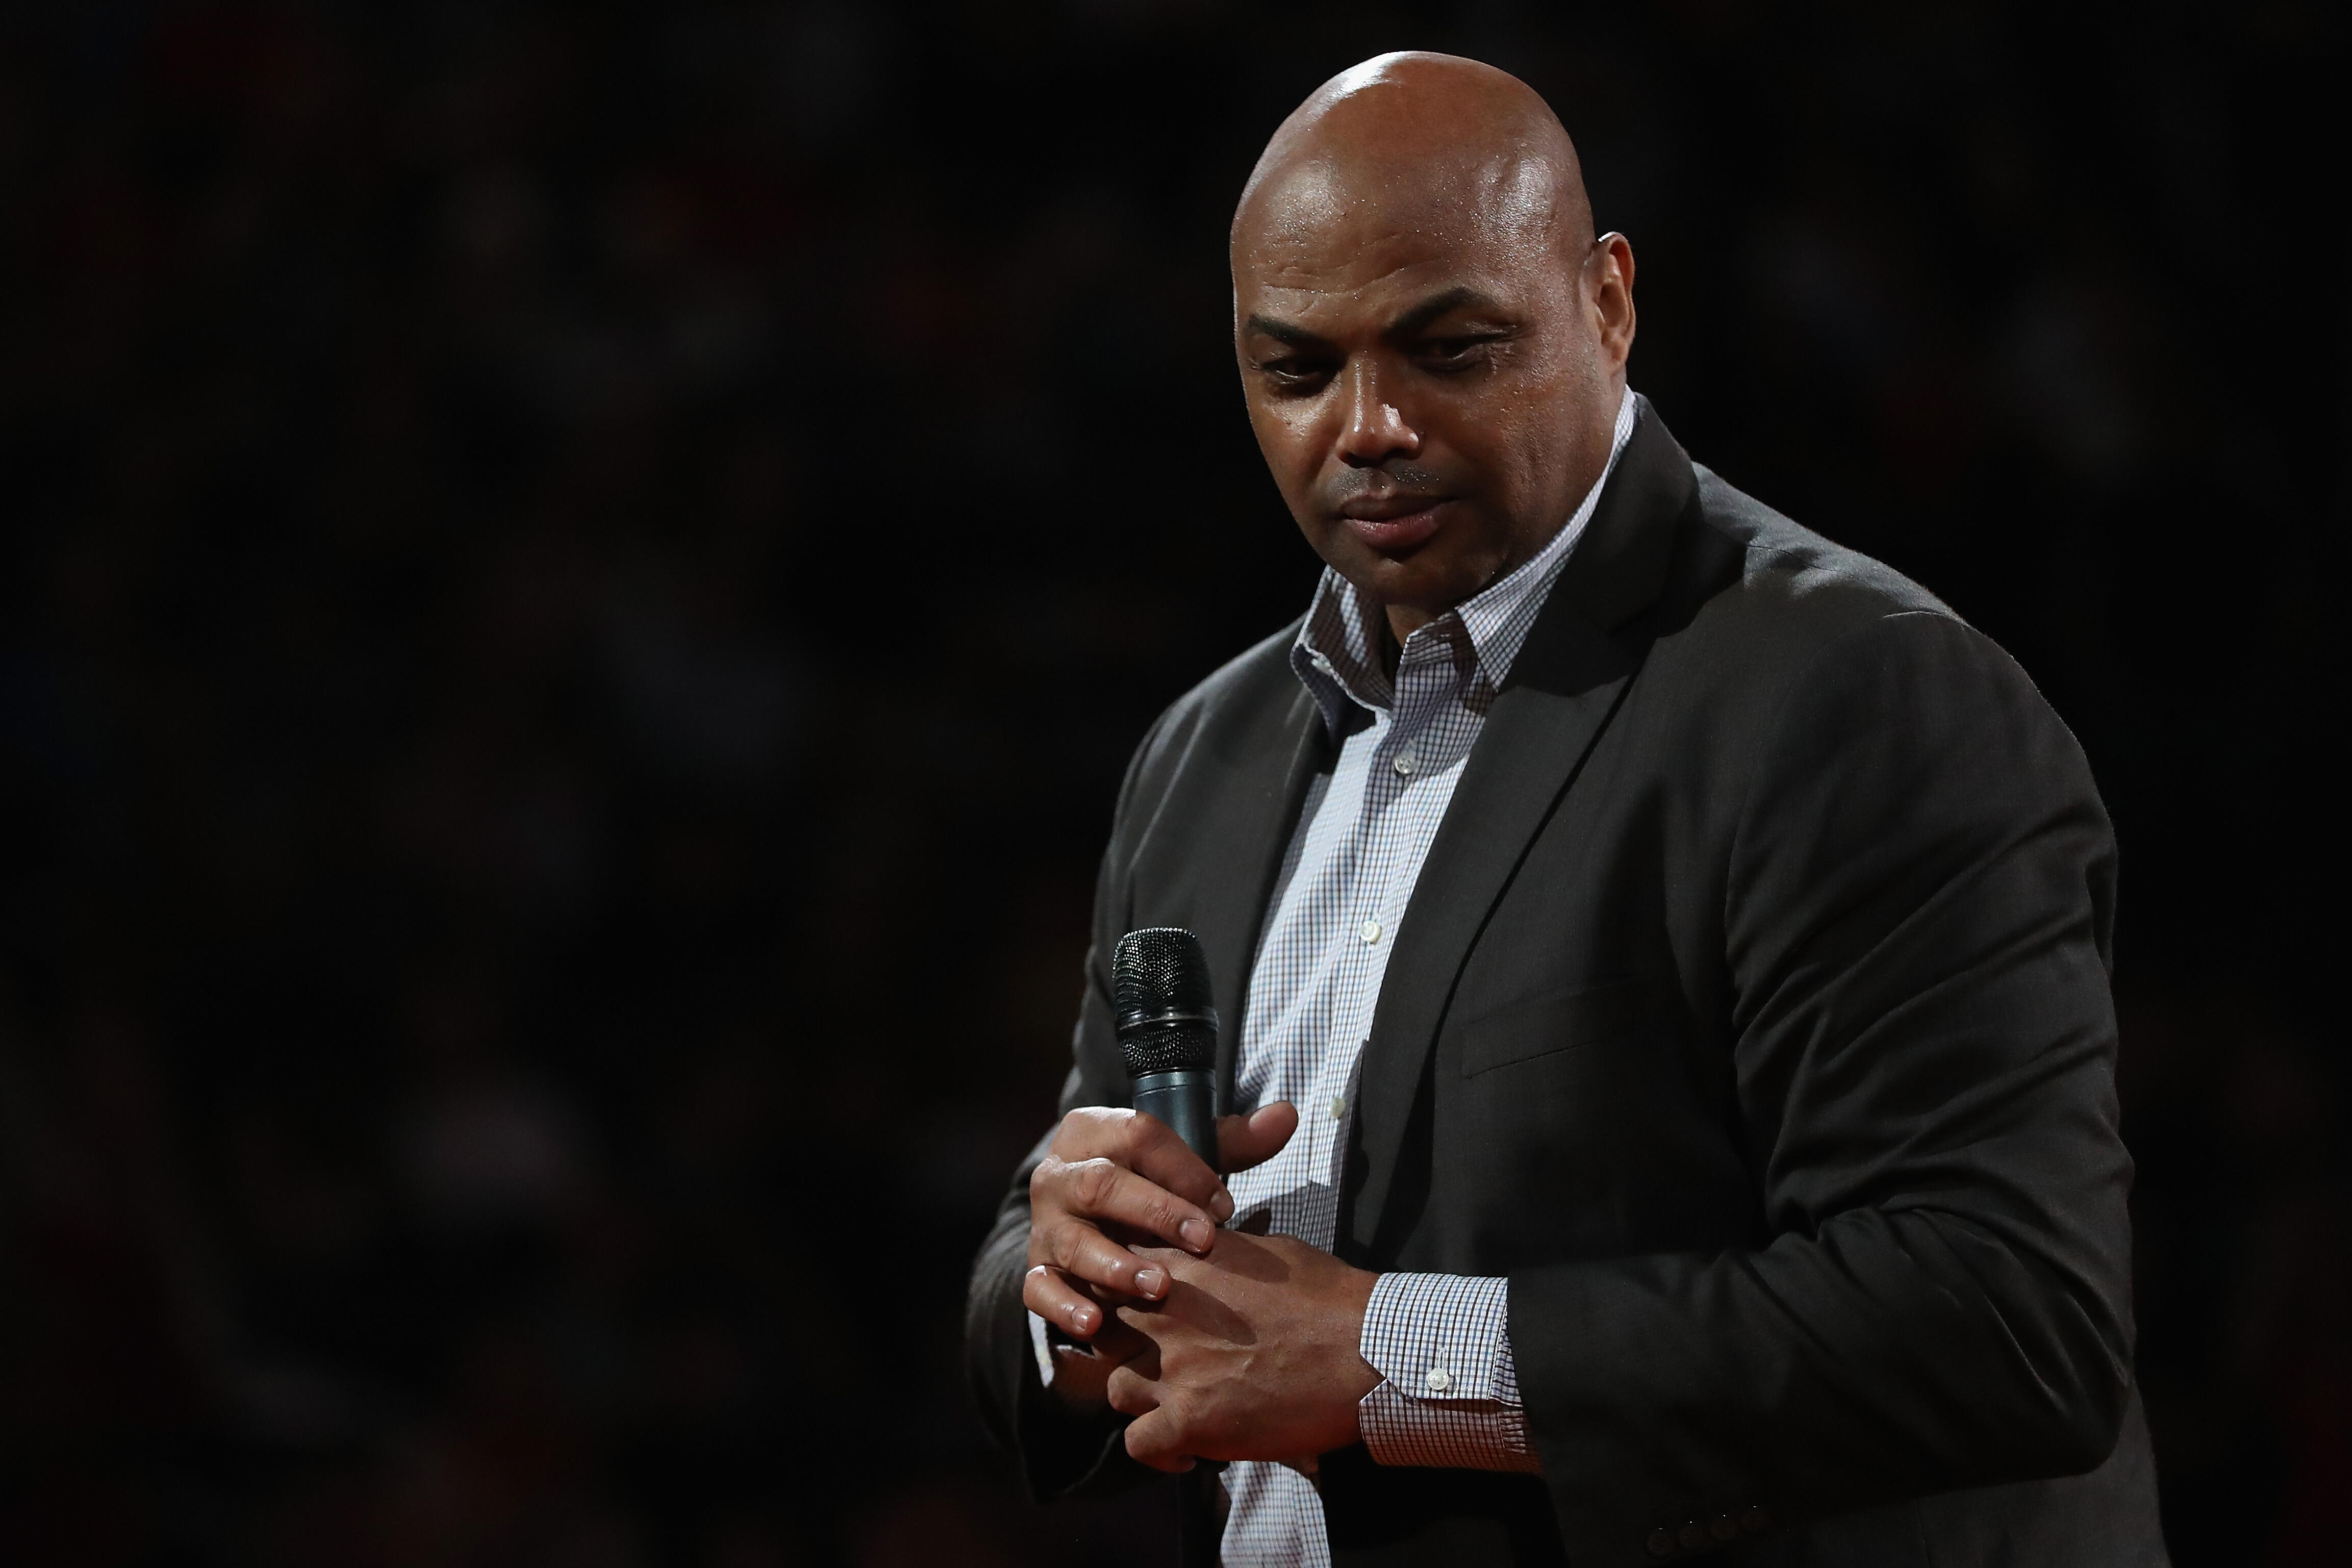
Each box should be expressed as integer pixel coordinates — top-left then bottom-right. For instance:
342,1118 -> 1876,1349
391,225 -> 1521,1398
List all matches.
1023,1103 -> 1382,1472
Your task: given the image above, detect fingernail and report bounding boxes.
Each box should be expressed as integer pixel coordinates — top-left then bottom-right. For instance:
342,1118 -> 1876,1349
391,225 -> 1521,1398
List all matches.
1069,1303 -> 1095,1333
1209,1187 -> 1234,1221
1135,1266 -> 1167,1297
1180,1218 -> 1215,1251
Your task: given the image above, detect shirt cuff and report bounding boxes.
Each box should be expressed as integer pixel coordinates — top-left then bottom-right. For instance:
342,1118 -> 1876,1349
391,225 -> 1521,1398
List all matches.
1356,1273 -> 1538,1473
1028,1309 -> 1053,1385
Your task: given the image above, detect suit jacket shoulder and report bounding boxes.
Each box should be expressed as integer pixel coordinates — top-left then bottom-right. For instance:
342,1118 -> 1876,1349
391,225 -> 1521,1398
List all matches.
1697,463 -> 1953,621
1664,465 -> 1977,732
1118,616 -> 1306,827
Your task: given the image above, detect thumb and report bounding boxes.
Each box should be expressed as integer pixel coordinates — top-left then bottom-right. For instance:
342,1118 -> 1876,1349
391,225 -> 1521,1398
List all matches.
1216,1101 -> 1300,1173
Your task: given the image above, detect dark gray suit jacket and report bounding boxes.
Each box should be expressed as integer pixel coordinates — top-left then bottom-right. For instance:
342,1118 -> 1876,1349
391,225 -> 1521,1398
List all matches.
965,401 -> 2167,1567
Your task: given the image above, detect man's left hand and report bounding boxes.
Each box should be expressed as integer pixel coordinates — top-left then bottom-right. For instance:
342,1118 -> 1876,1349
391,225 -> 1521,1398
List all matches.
1105,1230 -> 1383,1472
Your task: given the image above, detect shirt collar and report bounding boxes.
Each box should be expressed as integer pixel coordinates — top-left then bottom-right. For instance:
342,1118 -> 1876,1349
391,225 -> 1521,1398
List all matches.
1291,386 -> 1641,736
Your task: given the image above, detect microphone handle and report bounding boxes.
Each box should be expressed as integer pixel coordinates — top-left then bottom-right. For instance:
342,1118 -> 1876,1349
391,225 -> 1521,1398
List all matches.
1131,1068 -> 1218,1168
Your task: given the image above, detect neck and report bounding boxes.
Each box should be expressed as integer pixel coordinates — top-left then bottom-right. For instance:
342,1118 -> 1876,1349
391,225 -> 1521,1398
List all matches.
1380,604 -> 1436,674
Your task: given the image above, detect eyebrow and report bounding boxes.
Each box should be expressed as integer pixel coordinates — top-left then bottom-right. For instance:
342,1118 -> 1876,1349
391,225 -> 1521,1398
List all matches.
1242,285 -> 1505,350
1242,313 -> 1329,348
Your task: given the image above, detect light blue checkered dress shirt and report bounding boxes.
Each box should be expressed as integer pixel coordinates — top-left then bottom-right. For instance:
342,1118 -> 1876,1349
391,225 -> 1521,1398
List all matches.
1217,387 -> 1639,1566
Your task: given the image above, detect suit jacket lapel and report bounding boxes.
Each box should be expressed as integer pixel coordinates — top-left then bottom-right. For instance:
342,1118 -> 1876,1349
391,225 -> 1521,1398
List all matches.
1193,679 -> 1330,1117
1344,399 -> 1701,1253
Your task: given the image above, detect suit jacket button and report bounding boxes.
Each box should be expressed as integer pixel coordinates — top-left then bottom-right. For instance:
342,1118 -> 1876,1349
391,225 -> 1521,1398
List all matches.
1646,1529 -> 1677,1558
1740,1506 -> 1772,1533
1710,1516 -> 1740,1542
1678,1523 -> 1707,1550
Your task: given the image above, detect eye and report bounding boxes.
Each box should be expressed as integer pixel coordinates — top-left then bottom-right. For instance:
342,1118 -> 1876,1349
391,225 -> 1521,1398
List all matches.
1257,355 -> 1337,392
1417,333 -> 1500,371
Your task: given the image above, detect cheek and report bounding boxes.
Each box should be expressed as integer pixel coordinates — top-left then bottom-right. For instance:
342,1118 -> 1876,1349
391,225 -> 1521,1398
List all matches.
1430,408 -> 1527,502
1460,388 -> 1579,498
1248,403 -> 1330,494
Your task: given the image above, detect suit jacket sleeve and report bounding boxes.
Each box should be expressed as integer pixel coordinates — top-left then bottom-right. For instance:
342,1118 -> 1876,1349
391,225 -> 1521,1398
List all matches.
1513,609 -> 2135,1561
963,712 -> 1165,1502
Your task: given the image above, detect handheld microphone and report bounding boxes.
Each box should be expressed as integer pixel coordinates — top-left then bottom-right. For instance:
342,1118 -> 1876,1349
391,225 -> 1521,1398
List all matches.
1112,927 -> 1220,1168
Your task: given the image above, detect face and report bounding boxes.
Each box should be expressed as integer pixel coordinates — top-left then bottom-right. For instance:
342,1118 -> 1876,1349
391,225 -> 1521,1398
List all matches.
1233,158 -> 1634,633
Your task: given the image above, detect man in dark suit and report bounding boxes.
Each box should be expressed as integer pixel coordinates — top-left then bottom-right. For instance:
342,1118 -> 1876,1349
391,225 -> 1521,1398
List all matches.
965,50 -> 2165,1567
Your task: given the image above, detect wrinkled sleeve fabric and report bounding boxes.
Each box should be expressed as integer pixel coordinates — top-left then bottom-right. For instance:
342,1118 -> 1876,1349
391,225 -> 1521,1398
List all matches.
1358,1273 -> 1540,1473
1513,610 -> 2134,1565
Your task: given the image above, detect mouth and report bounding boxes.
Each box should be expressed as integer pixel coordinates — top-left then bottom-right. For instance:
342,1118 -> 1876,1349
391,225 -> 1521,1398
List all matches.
1337,494 -> 1451,552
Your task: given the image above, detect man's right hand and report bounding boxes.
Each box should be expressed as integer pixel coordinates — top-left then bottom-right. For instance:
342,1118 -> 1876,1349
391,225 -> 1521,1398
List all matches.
1022,1102 -> 1299,1365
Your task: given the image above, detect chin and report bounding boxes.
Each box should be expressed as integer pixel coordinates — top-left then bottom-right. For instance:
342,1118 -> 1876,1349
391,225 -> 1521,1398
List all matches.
1358,561 -> 1476,616
1314,530 -> 1483,611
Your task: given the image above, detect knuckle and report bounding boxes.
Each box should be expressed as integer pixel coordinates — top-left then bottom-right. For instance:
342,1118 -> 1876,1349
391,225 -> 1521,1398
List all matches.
1059,1223 -> 1109,1277
1029,1158 -> 1056,1200
1071,1158 -> 1121,1211
1061,1105 -> 1118,1148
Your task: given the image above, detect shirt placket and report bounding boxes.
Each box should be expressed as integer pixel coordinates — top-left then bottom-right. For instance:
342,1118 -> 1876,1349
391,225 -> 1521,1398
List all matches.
1314,628 -> 1465,1194
1280,702 -> 1375,1233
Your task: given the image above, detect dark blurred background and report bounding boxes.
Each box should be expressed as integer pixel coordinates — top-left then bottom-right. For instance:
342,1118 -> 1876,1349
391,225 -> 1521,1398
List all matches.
1,1 -> 2344,1564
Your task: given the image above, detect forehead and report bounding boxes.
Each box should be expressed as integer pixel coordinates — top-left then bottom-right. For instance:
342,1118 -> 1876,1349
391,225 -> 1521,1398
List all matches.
1233,154 -> 1565,318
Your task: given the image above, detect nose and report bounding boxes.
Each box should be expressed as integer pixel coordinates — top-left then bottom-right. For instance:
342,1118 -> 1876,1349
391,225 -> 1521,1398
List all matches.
1336,360 -> 1421,469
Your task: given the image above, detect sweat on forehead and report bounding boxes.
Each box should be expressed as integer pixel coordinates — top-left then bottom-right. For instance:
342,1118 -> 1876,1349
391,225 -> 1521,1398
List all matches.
1232,52 -> 1593,258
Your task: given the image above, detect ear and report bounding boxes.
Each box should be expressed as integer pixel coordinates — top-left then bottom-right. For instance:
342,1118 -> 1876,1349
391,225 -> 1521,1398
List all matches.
1588,232 -> 1637,371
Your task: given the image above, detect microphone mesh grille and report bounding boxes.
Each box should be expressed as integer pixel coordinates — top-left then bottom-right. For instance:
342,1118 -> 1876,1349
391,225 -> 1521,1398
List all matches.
1112,927 -> 1216,1077
1119,1024 -> 1216,1077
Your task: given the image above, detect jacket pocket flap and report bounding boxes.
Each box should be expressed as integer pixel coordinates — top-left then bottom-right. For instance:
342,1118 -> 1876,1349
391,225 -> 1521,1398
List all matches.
1456,975 -> 1673,1077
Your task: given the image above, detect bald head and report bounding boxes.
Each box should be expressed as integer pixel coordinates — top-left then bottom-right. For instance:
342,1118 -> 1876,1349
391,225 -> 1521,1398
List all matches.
1229,53 -> 1635,639
1234,53 -> 1594,276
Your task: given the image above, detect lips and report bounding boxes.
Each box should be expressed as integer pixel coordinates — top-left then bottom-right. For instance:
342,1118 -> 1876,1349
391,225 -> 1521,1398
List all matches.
1338,495 -> 1450,552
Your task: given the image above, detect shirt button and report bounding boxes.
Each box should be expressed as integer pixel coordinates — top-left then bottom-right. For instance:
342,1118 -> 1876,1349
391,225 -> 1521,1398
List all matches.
1392,749 -> 1417,776
1328,1096 -> 1346,1120
1358,918 -> 1381,944
1310,651 -> 1333,673
1424,1365 -> 1453,1394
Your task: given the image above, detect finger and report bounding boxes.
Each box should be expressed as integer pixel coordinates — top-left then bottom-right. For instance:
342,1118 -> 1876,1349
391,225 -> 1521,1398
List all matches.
1086,1316 -> 1154,1371
1023,1264 -> 1109,1339
1046,1155 -> 1219,1256
1104,1362 -> 1159,1419
1047,1104 -> 1137,1162
1050,1104 -> 1223,1222
1033,1213 -> 1179,1300
1121,1405 -> 1197,1474
1217,1101 -> 1301,1174
1112,1112 -> 1235,1223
